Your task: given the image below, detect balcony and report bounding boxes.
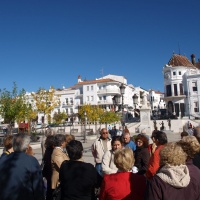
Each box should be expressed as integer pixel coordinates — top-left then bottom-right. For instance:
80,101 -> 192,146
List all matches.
97,88 -> 120,95
163,94 -> 186,101
62,102 -> 74,107
98,100 -> 113,104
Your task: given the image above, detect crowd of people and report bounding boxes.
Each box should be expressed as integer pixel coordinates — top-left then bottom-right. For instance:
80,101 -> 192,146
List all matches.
1,125 -> 200,200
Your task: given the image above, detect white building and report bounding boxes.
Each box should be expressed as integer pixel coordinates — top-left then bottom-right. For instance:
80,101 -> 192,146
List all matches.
163,53 -> 200,119
51,74 -> 147,123
148,89 -> 165,117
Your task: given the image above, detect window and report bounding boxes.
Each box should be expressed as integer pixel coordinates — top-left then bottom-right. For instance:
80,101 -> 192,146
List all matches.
70,98 -> 73,105
173,71 -> 176,75
91,96 -> 94,101
179,84 -> 184,95
103,96 -> 106,100
192,82 -> 198,92
66,109 -> 68,114
65,98 -> 68,104
179,71 -> 181,75
166,85 -> 172,96
87,86 -> 89,91
99,97 -> 102,100
70,108 -> 73,114
87,96 -> 89,101
194,102 -> 199,112
174,84 -> 178,96
91,86 -> 93,91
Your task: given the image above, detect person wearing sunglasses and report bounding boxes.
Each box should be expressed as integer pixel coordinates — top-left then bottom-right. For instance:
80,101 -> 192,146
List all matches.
92,128 -> 112,177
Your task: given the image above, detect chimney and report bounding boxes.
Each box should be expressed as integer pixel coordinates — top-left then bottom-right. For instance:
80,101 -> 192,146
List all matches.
78,75 -> 82,83
191,54 -> 196,65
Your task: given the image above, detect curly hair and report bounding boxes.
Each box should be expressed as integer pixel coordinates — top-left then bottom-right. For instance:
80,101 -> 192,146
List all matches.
114,147 -> 135,172
177,136 -> 200,159
160,142 -> 187,166
135,134 -> 149,148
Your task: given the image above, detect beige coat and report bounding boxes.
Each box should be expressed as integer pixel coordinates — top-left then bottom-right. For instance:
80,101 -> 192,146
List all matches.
51,148 -> 69,189
92,137 -> 112,164
102,150 -> 118,175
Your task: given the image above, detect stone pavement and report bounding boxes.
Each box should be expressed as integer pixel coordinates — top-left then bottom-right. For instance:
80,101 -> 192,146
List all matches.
32,132 -> 181,165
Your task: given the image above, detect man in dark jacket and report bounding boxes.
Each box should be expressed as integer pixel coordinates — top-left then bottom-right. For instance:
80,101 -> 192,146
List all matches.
0,133 -> 44,200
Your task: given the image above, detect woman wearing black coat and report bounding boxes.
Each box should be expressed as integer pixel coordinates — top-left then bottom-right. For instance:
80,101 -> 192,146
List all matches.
134,134 -> 150,175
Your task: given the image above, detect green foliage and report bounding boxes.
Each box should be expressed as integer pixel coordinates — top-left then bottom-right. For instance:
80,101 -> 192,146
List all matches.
99,110 -> 120,124
78,104 -> 120,124
53,111 -> 67,124
0,83 -> 25,125
31,87 -> 60,122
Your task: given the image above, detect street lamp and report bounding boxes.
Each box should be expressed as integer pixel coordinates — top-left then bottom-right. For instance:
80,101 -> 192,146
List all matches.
132,94 -> 138,117
84,111 -> 87,143
119,84 -> 126,131
112,94 -> 121,112
132,94 -> 138,109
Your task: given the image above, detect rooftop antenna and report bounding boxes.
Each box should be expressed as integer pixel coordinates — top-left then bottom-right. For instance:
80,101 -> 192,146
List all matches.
100,68 -> 104,77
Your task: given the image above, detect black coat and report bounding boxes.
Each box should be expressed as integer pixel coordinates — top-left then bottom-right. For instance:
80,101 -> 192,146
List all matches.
59,160 -> 99,200
134,146 -> 150,175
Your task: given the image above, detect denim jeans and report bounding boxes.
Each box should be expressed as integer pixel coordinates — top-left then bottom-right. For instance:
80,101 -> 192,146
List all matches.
95,163 -> 103,177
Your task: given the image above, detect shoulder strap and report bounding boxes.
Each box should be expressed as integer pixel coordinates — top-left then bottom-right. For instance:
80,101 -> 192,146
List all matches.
109,150 -> 113,167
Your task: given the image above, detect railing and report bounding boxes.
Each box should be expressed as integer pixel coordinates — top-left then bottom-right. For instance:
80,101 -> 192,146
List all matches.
97,88 -> 120,94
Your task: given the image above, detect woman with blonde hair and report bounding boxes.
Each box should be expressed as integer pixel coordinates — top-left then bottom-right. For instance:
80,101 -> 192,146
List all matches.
100,147 -> 146,200
177,136 -> 200,160
147,142 -> 200,200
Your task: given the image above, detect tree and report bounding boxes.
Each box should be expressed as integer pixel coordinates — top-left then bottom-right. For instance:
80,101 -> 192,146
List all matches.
53,111 -> 67,124
99,110 -> 120,124
0,83 -> 26,134
31,87 -> 60,125
78,104 -> 120,124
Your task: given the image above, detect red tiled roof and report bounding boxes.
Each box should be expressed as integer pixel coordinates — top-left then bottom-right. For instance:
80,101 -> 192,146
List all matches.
168,54 -> 195,67
195,62 -> 200,69
76,78 -> 116,85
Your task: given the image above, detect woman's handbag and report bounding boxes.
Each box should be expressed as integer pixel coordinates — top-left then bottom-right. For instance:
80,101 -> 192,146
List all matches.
52,184 -> 61,200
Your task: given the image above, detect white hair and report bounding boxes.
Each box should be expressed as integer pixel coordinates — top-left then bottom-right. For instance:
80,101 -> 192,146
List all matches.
13,133 -> 30,152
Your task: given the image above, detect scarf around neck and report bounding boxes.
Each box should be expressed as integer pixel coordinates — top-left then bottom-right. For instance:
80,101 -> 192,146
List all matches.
157,164 -> 190,188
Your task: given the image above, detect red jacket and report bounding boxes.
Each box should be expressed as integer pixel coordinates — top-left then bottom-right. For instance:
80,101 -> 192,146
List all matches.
99,172 -> 146,200
146,145 -> 164,179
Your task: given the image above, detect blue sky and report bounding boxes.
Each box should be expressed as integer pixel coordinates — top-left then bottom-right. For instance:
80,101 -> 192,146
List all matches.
0,0 -> 200,93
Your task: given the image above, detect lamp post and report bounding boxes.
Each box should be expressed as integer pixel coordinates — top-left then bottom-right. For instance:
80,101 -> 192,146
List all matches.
119,84 -> 126,131
157,106 -> 161,119
132,94 -> 138,108
132,94 -> 138,118
84,111 -> 87,143
112,94 -> 121,112
112,83 -> 126,130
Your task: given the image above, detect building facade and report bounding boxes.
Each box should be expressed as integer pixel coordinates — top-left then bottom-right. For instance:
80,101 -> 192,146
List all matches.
163,53 -> 200,119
